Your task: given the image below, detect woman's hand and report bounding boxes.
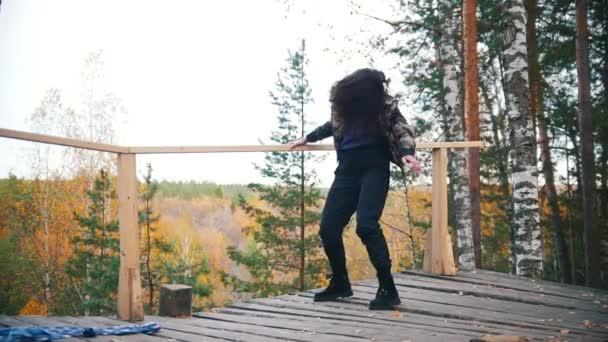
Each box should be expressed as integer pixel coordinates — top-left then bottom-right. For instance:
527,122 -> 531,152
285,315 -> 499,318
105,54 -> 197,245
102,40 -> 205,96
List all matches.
402,155 -> 421,175
289,137 -> 308,149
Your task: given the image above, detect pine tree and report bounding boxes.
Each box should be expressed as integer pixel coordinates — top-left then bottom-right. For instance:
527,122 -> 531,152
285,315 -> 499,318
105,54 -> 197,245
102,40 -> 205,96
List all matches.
575,0 -> 600,288
138,163 -> 172,312
66,169 -> 120,315
227,40 -> 325,296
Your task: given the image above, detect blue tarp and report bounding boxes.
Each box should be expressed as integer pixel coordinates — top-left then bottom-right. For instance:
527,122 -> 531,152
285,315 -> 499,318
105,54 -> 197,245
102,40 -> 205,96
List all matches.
0,321 -> 160,341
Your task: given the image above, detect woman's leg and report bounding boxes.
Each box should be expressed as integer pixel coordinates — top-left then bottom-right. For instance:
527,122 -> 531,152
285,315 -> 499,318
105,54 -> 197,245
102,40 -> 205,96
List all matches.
355,163 -> 400,309
319,172 -> 359,278
355,165 -> 391,276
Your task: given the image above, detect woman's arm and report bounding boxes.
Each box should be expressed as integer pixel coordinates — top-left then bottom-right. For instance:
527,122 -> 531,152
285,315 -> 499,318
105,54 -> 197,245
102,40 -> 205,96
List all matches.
290,121 -> 333,149
390,105 -> 421,173
390,106 -> 416,157
305,121 -> 333,143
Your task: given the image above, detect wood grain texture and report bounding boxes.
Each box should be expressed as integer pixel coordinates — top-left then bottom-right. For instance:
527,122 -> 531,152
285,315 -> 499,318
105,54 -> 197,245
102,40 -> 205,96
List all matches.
117,153 -> 143,321
2,271 -> 607,341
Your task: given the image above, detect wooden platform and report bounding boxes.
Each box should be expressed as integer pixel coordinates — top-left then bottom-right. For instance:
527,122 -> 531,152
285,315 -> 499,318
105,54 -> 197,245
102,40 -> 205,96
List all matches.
2,270 -> 607,341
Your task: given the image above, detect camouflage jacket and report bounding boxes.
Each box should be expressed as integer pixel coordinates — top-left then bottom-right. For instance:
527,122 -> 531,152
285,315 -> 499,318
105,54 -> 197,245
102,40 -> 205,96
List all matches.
305,95 -> 416,166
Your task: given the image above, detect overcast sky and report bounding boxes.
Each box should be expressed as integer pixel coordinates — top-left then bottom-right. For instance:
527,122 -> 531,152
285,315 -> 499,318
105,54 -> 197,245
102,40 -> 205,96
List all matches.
0,0 -> 411,186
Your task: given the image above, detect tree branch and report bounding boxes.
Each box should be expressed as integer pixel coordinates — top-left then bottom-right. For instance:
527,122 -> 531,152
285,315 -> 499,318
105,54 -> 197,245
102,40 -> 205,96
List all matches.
379,218 -> 412,238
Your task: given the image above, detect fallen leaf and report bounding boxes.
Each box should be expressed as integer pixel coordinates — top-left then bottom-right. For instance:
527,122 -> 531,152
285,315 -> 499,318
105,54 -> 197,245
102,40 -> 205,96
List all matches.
392,311 -> 402,317
583,320 -> 595,328
560,329 -> 569,335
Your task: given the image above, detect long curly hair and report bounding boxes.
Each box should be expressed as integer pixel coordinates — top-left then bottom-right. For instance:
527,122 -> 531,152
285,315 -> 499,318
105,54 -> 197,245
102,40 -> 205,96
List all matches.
330,68 -> 389,128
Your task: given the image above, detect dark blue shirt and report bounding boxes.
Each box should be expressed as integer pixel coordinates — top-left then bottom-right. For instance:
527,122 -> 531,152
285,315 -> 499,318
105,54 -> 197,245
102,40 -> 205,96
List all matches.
339,120 -> 388,151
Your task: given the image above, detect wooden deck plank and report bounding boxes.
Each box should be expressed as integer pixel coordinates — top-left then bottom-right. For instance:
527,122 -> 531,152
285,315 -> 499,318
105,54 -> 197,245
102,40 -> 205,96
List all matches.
357,279 -> 607,323
195,308 -> 466,342
400,271 -> 608,307
356,279 -> 607,323
216,301 -> 485,340
155,314 -> 366,342
251,294 -> 555,339
457,270 -> 608,297
1,271 -> 606,341
341,285 -> 608,339
389,274 -> 605,312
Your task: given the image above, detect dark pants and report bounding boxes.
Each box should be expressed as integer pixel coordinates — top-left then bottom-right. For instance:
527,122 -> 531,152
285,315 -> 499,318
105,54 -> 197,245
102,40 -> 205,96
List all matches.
320,146 -> 392,281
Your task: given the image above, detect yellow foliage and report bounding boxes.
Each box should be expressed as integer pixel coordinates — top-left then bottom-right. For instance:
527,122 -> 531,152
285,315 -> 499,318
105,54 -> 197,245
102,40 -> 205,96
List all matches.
19,298 -> 47,316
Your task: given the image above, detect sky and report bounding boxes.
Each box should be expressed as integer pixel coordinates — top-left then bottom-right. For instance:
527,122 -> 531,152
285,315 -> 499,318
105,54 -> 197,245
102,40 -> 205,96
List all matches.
0,0 -> 408,187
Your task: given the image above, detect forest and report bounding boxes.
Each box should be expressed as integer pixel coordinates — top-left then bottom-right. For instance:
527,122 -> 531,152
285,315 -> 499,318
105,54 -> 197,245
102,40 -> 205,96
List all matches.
0,0 -> 607,317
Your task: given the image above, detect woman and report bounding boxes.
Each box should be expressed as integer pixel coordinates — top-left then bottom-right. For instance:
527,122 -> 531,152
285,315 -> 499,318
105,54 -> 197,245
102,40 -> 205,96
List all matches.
290,68 -> 420,310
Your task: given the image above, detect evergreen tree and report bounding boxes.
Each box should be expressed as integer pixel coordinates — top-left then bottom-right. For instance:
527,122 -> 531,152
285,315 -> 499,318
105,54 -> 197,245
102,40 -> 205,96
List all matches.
138,163 -> 172,313
227,40 -> 326,296
66,169 -> 120,315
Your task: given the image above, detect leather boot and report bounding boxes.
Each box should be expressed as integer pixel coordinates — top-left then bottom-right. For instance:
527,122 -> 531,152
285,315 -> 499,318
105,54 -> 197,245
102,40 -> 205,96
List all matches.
369,271 -> 400,310
313,273 -> 353,302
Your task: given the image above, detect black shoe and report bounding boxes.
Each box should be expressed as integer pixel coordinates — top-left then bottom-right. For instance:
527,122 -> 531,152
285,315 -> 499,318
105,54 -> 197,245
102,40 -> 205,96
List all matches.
369,278 -> 401,310
313,274 -> 353,302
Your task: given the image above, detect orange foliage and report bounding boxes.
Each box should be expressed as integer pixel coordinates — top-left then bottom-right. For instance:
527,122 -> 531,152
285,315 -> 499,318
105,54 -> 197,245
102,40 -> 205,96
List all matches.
19,298 -> 47,316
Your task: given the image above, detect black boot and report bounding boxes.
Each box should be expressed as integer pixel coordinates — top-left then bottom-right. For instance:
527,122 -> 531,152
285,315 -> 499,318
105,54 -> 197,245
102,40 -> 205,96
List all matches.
369,273 -> 400,310
313,273 -> 353,302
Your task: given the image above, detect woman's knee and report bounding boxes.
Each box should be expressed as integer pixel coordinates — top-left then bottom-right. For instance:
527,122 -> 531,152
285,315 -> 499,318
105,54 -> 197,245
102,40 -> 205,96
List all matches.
355,220 -> 380,242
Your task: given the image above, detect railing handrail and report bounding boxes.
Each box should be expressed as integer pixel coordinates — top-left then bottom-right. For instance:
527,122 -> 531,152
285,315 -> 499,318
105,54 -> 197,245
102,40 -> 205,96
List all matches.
1,128 -> 483,153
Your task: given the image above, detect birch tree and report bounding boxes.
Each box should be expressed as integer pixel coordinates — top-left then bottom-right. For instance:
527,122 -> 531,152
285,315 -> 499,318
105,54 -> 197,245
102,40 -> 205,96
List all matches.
502,0 -> 542,278
438,0 -> 475,270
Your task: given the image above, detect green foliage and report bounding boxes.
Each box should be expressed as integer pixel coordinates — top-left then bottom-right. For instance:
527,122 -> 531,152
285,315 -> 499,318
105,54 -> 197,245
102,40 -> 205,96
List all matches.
157,180 -> 252,202
66,169 -> 120,315
227,41 -> 326,296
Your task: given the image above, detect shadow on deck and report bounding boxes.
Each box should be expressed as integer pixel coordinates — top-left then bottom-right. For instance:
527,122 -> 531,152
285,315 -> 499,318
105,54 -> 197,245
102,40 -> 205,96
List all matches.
2,270 -> 608,341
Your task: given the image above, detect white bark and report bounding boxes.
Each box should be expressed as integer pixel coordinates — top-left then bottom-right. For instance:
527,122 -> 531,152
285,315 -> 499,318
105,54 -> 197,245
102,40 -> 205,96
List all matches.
502,0 -> 542,277
439,0 -> 475,270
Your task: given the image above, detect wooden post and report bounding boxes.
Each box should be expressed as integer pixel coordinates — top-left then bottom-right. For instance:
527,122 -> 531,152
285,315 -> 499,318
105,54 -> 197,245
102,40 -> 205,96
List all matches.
117,153 -> 144,321
423,148 -> 457,275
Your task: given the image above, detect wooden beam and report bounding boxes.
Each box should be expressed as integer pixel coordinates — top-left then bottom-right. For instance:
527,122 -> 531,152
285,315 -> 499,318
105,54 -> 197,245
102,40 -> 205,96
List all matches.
1,128 -> 483,154
128,141 -> 484,154
0,128 -> 128,153
424,148 -> 457,275
117,153 -> 143,321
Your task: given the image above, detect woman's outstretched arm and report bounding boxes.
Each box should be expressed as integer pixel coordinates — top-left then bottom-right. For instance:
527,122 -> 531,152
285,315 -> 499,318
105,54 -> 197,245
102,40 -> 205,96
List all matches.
305,121 -> 333,143
290,121 -> 333,149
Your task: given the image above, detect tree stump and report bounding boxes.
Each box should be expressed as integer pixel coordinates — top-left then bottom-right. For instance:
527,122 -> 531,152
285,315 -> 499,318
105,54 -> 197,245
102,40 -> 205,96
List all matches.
159,284 -> 192,317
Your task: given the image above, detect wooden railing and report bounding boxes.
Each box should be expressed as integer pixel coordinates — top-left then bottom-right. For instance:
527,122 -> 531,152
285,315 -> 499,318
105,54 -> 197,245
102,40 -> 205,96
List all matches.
0,127 -> 482,321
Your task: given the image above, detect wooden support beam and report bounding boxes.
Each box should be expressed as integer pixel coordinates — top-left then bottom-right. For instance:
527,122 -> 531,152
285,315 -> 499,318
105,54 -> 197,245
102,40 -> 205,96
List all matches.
117,153 -> 143,321
423,148 -> 457,275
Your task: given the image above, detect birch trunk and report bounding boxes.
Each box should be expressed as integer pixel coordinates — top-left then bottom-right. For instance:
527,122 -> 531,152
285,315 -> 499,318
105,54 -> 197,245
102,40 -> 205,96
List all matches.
502,0 -> 542,278
439,0 -> 475,270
